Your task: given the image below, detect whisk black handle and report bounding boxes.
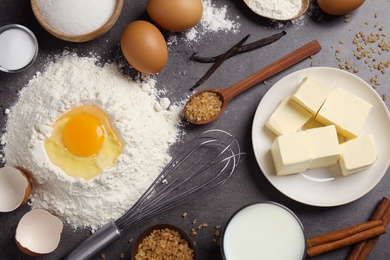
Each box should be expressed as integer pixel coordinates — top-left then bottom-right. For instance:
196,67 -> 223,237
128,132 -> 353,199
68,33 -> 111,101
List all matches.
61,221 -> 121,260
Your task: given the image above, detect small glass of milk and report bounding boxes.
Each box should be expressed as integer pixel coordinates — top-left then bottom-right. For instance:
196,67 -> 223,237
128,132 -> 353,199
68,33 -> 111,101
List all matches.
0,24 -> 38,73
221,201 -> 307,260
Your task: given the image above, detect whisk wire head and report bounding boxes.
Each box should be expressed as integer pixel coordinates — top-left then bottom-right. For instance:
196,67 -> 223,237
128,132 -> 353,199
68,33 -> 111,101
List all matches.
115,129 -> 244,231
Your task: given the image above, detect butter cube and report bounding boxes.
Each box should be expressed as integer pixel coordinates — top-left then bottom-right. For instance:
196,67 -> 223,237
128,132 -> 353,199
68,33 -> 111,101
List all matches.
302,117 -> 324,130
306,125 -> 340,169
316,88 -> 372,139
291,77 -> 331,115
266,96 -> 312,136
339,134 -> 377,176
271,131 -> 312,175
302,118 -> 346,144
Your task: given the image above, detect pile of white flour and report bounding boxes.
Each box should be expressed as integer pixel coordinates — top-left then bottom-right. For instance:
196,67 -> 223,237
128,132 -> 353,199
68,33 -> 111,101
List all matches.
1,53 -> 183,231
248,0 -> 302,20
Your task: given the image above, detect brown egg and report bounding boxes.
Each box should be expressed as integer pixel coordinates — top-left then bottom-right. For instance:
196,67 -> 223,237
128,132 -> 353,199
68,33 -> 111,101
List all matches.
318,0 -> 366,15
147,0 -> 203,32
120,20 -> 168,74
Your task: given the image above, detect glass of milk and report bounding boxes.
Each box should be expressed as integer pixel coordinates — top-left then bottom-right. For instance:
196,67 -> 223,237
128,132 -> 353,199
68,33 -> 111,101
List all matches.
0,24 -> 38,73
221,201 -> 307,260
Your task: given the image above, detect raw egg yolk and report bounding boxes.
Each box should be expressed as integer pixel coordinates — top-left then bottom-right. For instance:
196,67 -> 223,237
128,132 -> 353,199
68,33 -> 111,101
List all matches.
63,114 -> 104,157
44,105 -> 123,181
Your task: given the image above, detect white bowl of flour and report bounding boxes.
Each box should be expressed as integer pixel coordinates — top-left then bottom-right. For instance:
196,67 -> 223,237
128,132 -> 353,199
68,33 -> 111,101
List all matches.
244,0 -> 309,21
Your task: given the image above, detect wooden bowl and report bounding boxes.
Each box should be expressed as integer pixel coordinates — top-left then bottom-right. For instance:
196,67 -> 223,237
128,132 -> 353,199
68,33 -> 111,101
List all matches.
30,0 -> 123,42
131,224 -> 196,260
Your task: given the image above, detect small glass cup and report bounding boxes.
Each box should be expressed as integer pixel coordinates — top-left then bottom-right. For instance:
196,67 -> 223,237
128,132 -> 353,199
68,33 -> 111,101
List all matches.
221,201 -> 307,260
0,24 -> 38,73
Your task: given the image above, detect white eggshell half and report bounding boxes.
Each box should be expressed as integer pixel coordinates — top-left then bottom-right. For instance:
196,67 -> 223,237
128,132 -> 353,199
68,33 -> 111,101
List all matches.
16,209 -> 63,254
0,166 -> 30,212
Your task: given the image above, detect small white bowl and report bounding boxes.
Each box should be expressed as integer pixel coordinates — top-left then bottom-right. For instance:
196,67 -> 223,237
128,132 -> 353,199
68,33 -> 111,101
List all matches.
0,24 -> 38,73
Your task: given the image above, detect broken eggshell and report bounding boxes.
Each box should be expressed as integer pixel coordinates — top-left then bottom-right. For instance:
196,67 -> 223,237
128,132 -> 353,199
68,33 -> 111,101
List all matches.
16,209 -> 63,256
0,166 -> 31,212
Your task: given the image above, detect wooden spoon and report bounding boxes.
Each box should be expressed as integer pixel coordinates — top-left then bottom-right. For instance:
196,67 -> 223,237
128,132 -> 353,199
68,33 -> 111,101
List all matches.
31,0 -> 123,42
243,0 -> 310,21
184,40 -> 321,125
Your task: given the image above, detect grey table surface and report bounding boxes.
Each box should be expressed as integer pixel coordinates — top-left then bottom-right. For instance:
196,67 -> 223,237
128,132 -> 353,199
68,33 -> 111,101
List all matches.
1,0 -> 389,259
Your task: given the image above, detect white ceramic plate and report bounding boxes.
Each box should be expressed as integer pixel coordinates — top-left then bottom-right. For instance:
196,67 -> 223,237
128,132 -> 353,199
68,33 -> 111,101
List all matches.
252,67 -> 390,207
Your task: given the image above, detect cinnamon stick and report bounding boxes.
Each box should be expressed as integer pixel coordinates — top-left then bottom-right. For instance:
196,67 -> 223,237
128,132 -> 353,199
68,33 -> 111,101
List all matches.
307,225 -> 386,257
347,197 -> 390,260
307,219 -> 383,248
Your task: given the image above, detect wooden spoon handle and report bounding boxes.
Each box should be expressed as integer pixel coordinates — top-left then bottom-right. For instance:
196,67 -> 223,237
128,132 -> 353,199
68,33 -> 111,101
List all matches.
220,40 -> 322,101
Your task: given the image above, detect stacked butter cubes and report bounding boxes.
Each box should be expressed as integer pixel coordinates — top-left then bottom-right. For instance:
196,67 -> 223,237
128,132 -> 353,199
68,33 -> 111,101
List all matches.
267,77 -> 376,176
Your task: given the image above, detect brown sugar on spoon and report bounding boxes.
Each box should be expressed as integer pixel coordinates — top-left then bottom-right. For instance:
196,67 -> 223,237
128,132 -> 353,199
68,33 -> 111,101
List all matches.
184,40 -> 322,125
184,91 -> 223,122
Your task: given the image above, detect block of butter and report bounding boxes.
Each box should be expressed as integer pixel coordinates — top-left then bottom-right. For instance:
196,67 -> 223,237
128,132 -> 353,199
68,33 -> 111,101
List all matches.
302,118 -> 346,144
271,131 -> 312,175
266,96 -> 312,136
291,77 -> 331,115
316,88 -> 372,139
339,134 -> 377,176
306,125 -> 340,169
302,117 -> 324,130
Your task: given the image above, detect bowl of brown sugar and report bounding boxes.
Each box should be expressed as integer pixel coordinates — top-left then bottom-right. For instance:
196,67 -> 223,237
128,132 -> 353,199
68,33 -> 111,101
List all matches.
132,224 -> 196,260
31,0 -> 123,42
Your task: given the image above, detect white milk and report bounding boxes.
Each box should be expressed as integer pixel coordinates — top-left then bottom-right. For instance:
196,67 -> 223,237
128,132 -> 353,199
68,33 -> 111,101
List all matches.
0,28 -> 37,71
222,203 -> 306,260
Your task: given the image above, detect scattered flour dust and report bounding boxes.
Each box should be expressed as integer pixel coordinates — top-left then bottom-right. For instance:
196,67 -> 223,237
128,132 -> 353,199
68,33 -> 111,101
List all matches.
1,52 -> 183,231
248,0 -> 302,20
183,0 -> 240,42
